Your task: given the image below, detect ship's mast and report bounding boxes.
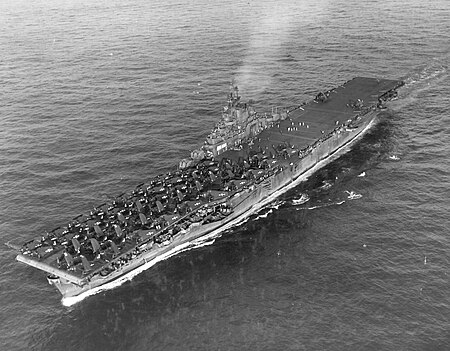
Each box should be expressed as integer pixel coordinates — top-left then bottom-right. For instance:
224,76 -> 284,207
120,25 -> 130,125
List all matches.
229,83 -> 240,107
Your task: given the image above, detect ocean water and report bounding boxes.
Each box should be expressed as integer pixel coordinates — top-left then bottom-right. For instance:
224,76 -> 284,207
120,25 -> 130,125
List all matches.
1,0 -> 449,350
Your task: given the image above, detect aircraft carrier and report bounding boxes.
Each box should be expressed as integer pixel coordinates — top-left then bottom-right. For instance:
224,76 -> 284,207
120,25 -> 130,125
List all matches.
12,77 -> 404,305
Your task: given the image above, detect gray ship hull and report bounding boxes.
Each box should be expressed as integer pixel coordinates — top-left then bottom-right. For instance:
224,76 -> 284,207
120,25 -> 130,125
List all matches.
15,77 -> 404,305
45,108 -> 375,305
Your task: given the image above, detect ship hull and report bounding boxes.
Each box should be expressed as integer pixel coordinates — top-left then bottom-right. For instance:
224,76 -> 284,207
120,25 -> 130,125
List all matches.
15,77 -> 404,306
50,109 -> 377,305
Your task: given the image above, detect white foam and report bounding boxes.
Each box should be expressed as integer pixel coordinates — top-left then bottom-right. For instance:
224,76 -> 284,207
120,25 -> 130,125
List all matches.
307,200 -> 346,210
292,194 -> 310,205
345,190 -> 362,200
254,209 -> 273,219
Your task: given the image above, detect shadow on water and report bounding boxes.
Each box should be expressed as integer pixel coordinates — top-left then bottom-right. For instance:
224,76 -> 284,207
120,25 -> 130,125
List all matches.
37,202 -> 315,350
35,111 -> 400,350
34,109 -> 405,350
34,110 -> 418,351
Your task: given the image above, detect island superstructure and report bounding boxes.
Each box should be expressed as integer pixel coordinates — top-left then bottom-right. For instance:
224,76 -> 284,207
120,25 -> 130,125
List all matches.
13,77 -> 404,303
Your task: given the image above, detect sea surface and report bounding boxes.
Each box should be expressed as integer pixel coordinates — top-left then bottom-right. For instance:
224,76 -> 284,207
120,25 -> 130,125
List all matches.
0,0 -> 449,350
